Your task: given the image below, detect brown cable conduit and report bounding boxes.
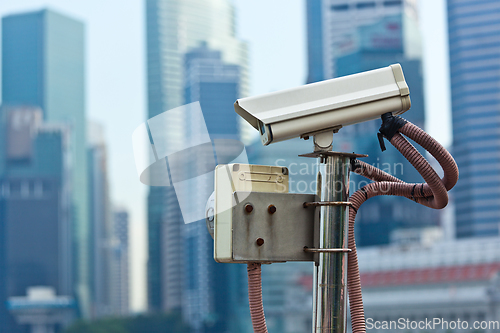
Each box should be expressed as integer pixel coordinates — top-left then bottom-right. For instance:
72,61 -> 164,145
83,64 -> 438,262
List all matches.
248,262 -> 268,333
348,121 -> 458,333
247,120 -> 459,333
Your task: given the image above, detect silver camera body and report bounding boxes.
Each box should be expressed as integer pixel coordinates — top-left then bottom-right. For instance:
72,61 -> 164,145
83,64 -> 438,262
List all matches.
235,64 -> 410,145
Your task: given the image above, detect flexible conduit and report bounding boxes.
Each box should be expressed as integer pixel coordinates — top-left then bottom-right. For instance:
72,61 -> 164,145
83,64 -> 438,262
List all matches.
348,121 -> 458,333
248,263 -> 268,333
247,119 -> 458,333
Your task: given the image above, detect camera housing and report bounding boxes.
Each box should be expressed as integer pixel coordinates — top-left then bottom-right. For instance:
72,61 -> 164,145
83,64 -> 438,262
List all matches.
234,64 -> 410,145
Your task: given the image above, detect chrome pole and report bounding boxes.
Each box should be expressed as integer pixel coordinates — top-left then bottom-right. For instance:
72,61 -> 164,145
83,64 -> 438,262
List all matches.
313,154 -> 350,333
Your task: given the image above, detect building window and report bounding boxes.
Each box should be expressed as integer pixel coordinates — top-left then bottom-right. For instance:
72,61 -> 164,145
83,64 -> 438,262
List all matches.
383,0 -> 402,6
34,181 -> 43,197
356,2 -> 376,9
21,181 -> 30,198
10,181 -> 20,195
2,181 -> 10,198
331,4 -> 349,11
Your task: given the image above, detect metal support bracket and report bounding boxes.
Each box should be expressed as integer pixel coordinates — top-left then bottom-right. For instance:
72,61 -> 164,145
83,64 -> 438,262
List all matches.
231,191 -> 317,263
303,247 -> 352,253
303,201 -> 353,209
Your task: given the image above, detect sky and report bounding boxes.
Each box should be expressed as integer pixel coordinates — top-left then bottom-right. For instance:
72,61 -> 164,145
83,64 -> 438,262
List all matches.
0,0 -> 451,312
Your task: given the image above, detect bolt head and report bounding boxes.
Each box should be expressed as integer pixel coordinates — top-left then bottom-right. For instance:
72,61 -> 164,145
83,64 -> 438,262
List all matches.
268,205 -> 276,214
256,238 -> 264,246
245,204 -> 253,213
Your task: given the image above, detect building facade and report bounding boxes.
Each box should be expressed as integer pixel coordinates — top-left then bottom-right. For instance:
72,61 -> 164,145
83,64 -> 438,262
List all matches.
447,0 -> 500,238
2,9 -> 89,315
0,107 -> 73,333
88,123 -> 129,317
306,0 -> 325,83
111,208 -> 130,316
311,0 -> 420,78
182,44 -> 246,333
87,122 -> 113,318
145,0 -> 248,312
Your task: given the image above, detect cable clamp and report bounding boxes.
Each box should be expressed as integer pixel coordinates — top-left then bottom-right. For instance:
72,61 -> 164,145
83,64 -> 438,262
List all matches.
378,112 -> 408,152
411,184 -> 418,202
377,132 -> 386,151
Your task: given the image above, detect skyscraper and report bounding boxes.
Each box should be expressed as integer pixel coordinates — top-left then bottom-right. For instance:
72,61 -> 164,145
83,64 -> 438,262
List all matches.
306,0 -> 434,246
145,0 -> 248,312
311,0 -> 421,79
0,106 -> 74,333
111,208 -> 130,316
88,122 -> 112,318
182,44 -> 245,333
184,44 -> 241,139
306,0 -> 324,83
88,123 -> 129,317
2,9 -> 89,315
447,0 -> 500,238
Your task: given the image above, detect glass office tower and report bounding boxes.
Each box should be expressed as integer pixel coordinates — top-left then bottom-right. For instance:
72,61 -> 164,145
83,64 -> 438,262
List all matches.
1,9 -> 89,316
182,44 -> 247,333
313,0 -> 420,78
145,0 -> 248,312
306,0 -> 325,83
0,107 -> 73,333
87,122 -> 113,318
448,0 -> 500,237
111,209 -> 130,316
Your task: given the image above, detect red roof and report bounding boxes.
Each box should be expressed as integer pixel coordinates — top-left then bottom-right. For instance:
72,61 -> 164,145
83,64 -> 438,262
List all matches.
294,263 -> 500,290
360,262 -> 500,288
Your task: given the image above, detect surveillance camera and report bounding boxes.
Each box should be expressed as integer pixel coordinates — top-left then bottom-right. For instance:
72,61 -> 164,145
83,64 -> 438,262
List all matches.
234,64 -> 410,145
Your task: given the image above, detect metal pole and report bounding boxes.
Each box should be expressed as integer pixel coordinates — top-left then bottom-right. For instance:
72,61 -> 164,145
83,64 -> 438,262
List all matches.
313,154 -> 350,333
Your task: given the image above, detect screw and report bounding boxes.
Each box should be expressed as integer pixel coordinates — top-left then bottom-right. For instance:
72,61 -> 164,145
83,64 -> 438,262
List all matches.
256,238 -> 264,246
268,205 -> 276,214
245,204 -> 253,213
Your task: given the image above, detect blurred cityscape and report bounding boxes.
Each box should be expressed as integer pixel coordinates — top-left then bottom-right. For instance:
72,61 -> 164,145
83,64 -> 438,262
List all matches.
0,0 -> 499,333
